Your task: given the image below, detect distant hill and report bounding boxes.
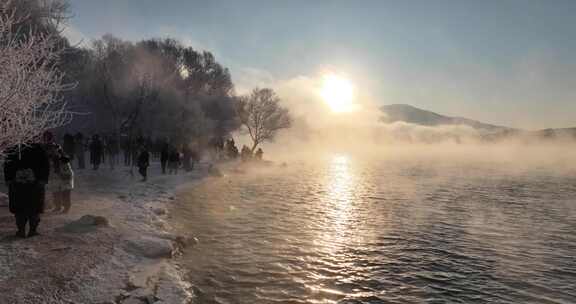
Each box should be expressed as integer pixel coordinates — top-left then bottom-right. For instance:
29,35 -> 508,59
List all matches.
380,104 -> 513,133
380,104 -> 576,142
533,128 -> 576,140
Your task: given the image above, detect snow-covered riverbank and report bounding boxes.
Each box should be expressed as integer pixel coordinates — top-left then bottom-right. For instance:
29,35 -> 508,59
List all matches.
0,163 -> 208,304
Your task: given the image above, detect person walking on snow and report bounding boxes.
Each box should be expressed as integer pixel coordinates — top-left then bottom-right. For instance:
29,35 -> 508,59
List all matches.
137,146 -> 150,182
182,145 -> 193,172
168,147 -> 180,175
106,135 -> 120,170
74,132 -> 86,169
241,145 -> 252,162
3,141 -> 50,238
62,133 -> 75,163
49,148 -> 74,213
160,143 -> 169,174
255,148 -> 264,161
90,134 -> 103,170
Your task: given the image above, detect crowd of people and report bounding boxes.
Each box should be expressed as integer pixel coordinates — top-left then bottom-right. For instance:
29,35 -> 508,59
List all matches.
220,138 -> 264,162
52,132 -> 210,179
159,143 -> 200,176
3,131 -> 266,238
2,132 -> 204,238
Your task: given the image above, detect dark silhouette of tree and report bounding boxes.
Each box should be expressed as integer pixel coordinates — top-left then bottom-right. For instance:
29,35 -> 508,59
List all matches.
237,88 -> 292,152
66,35 -> 239,147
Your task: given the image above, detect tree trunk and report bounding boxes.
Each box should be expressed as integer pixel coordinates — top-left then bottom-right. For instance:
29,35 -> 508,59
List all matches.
250,141 -> 258,153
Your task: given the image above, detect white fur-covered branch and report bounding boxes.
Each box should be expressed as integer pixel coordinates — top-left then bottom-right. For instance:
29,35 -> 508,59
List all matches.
0,8 -> 72,156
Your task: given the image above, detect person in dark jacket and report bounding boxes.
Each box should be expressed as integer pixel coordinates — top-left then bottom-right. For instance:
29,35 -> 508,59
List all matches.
160,143 -> 169,174
74,132 -> 85,169
182,146 -> 193,172
89,134 -> 103,170
241,145 -> 252,162
168,147 -> 180,175
226,138 -> 238,160
136,147 -> 150,182
191,148 -> 200,170
255,148 -> 264,161
106,135 -> 120,170
62,133 -> 75,162
3,143 -> 50,238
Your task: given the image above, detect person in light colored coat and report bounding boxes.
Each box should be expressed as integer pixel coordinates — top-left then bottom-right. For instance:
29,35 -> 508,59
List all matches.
50,149 -> 74,213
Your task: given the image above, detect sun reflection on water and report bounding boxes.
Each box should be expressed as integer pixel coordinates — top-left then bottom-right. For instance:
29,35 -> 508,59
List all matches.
327,154 -> 354,202
318,154 -> 358,253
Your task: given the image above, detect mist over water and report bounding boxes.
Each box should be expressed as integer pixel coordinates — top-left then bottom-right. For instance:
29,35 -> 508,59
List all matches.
173,148 -> 576,304
178,56 -> 576,304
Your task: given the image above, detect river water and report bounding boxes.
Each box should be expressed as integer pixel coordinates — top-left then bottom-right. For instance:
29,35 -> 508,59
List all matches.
173,153 -> 576,304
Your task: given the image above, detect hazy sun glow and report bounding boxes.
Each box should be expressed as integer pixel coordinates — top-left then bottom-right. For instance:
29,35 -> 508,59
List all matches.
320,74 -> 355,113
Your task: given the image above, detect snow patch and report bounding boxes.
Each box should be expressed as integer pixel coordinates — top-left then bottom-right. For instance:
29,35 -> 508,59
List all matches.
124,236 -> 174,259
57,214 -> 111,233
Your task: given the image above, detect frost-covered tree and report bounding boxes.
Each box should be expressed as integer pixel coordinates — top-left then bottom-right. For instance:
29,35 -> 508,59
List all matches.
0,3 -> 72,156
1,0 -> 69,39
237,88 -> 292,152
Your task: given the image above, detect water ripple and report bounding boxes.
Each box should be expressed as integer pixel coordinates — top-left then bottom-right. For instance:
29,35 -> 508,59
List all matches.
174,158 -> 576,304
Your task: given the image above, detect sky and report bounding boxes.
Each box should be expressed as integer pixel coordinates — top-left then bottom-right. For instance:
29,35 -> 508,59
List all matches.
65,0 -> 576,129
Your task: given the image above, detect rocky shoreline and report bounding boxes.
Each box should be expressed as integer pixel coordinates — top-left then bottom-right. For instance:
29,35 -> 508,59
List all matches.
0,163 -> 208,304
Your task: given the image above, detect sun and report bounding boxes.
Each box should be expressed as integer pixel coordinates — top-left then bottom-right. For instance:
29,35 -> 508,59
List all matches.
320,74 -> 355,113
